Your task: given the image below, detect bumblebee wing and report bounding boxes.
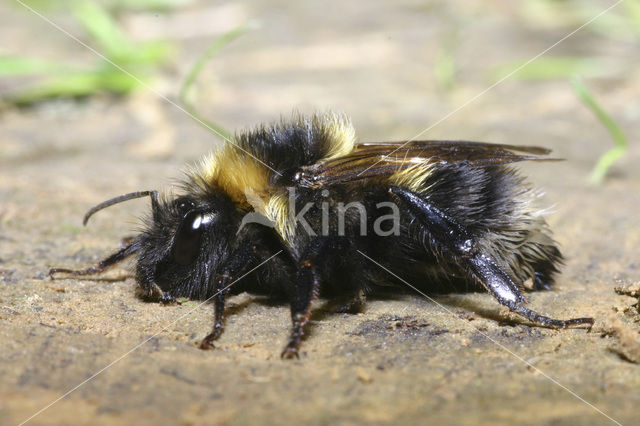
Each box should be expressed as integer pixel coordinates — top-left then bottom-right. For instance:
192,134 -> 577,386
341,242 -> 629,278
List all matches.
295,140 -> 558,188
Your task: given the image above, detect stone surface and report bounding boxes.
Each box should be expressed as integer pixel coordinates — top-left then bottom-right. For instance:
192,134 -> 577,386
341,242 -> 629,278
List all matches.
1,1 -> 639,425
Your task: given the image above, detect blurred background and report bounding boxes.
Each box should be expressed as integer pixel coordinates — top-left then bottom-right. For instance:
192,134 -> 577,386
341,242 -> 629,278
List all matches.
2,0 -> 638,168
1,1 -> 639,424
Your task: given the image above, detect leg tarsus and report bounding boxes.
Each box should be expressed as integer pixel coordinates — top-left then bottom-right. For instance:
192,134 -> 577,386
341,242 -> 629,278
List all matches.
49,241 -> 138,278
334,290 -> 366,314
512,304 -> 594,330
199,275 -> 230,350
468,254 -> 594,329
280,259 -> 320,359
160,293 -> 176,305
200,326 -> 222,350
199,242 -> 264,350
281,312 -> 306,359
281,254 -> 323,359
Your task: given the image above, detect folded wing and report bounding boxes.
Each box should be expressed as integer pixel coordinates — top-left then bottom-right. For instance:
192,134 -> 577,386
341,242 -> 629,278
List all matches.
294,140 -> 558,188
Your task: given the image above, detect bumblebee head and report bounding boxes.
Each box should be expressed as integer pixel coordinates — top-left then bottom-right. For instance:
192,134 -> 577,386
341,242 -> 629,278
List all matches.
81,186 -> 240,301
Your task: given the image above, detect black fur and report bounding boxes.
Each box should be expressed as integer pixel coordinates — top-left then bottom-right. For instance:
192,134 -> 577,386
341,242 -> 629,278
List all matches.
50,113 -> 593,358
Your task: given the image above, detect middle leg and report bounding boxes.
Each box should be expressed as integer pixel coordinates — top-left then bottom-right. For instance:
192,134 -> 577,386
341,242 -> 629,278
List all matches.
281,236 -> 365,358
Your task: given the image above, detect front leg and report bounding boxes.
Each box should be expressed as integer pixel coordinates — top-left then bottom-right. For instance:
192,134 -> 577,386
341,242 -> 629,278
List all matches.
199,273 -> 233,349
200,244 -> 259,350
390,186 -> 594,329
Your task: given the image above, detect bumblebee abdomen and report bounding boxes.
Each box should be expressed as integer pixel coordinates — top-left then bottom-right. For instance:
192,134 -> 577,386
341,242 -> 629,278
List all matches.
395,163 -> 562,287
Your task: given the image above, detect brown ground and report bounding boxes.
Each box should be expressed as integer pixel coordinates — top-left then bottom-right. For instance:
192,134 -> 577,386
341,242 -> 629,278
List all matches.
1,1 -> 639,425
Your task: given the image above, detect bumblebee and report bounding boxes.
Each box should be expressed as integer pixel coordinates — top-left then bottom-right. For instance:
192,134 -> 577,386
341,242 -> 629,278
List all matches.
50,112 -> 594,358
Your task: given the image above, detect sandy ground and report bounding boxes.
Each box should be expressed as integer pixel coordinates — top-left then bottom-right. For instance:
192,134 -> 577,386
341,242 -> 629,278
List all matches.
1,1 -> 639,425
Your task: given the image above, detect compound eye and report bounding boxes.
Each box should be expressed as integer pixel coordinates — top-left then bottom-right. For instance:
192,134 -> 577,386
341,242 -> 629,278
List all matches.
173,210 -> 213,265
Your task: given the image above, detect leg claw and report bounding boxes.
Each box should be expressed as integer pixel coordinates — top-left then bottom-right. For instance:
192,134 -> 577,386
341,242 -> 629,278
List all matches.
200,334 -> 216,350
334,301 -> 364,314
281,344 -> 300,359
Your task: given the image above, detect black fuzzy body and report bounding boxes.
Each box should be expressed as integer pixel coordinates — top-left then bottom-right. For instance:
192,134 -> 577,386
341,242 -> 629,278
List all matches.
51,113 -> 592,357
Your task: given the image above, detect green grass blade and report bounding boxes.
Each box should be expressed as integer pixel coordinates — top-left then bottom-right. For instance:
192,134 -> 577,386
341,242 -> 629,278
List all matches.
4,1 -> 173,105
72,0 -> 172,66
433,29 -> 459,91
434,46 -> 455,91
571,79 -> 628,184
493,57 -> 604,80
179,21 -> 258,103
71,1 -> 134,60
110,0 -> 186,13
624,0 -> 640,34
7,69 -> 138,105
0,55 -> 70,76
183,103 -> 233,141
179,21 -> 259,140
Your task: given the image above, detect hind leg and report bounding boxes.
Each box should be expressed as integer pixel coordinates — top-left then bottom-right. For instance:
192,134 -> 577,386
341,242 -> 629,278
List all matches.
390,186 -> 593,329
